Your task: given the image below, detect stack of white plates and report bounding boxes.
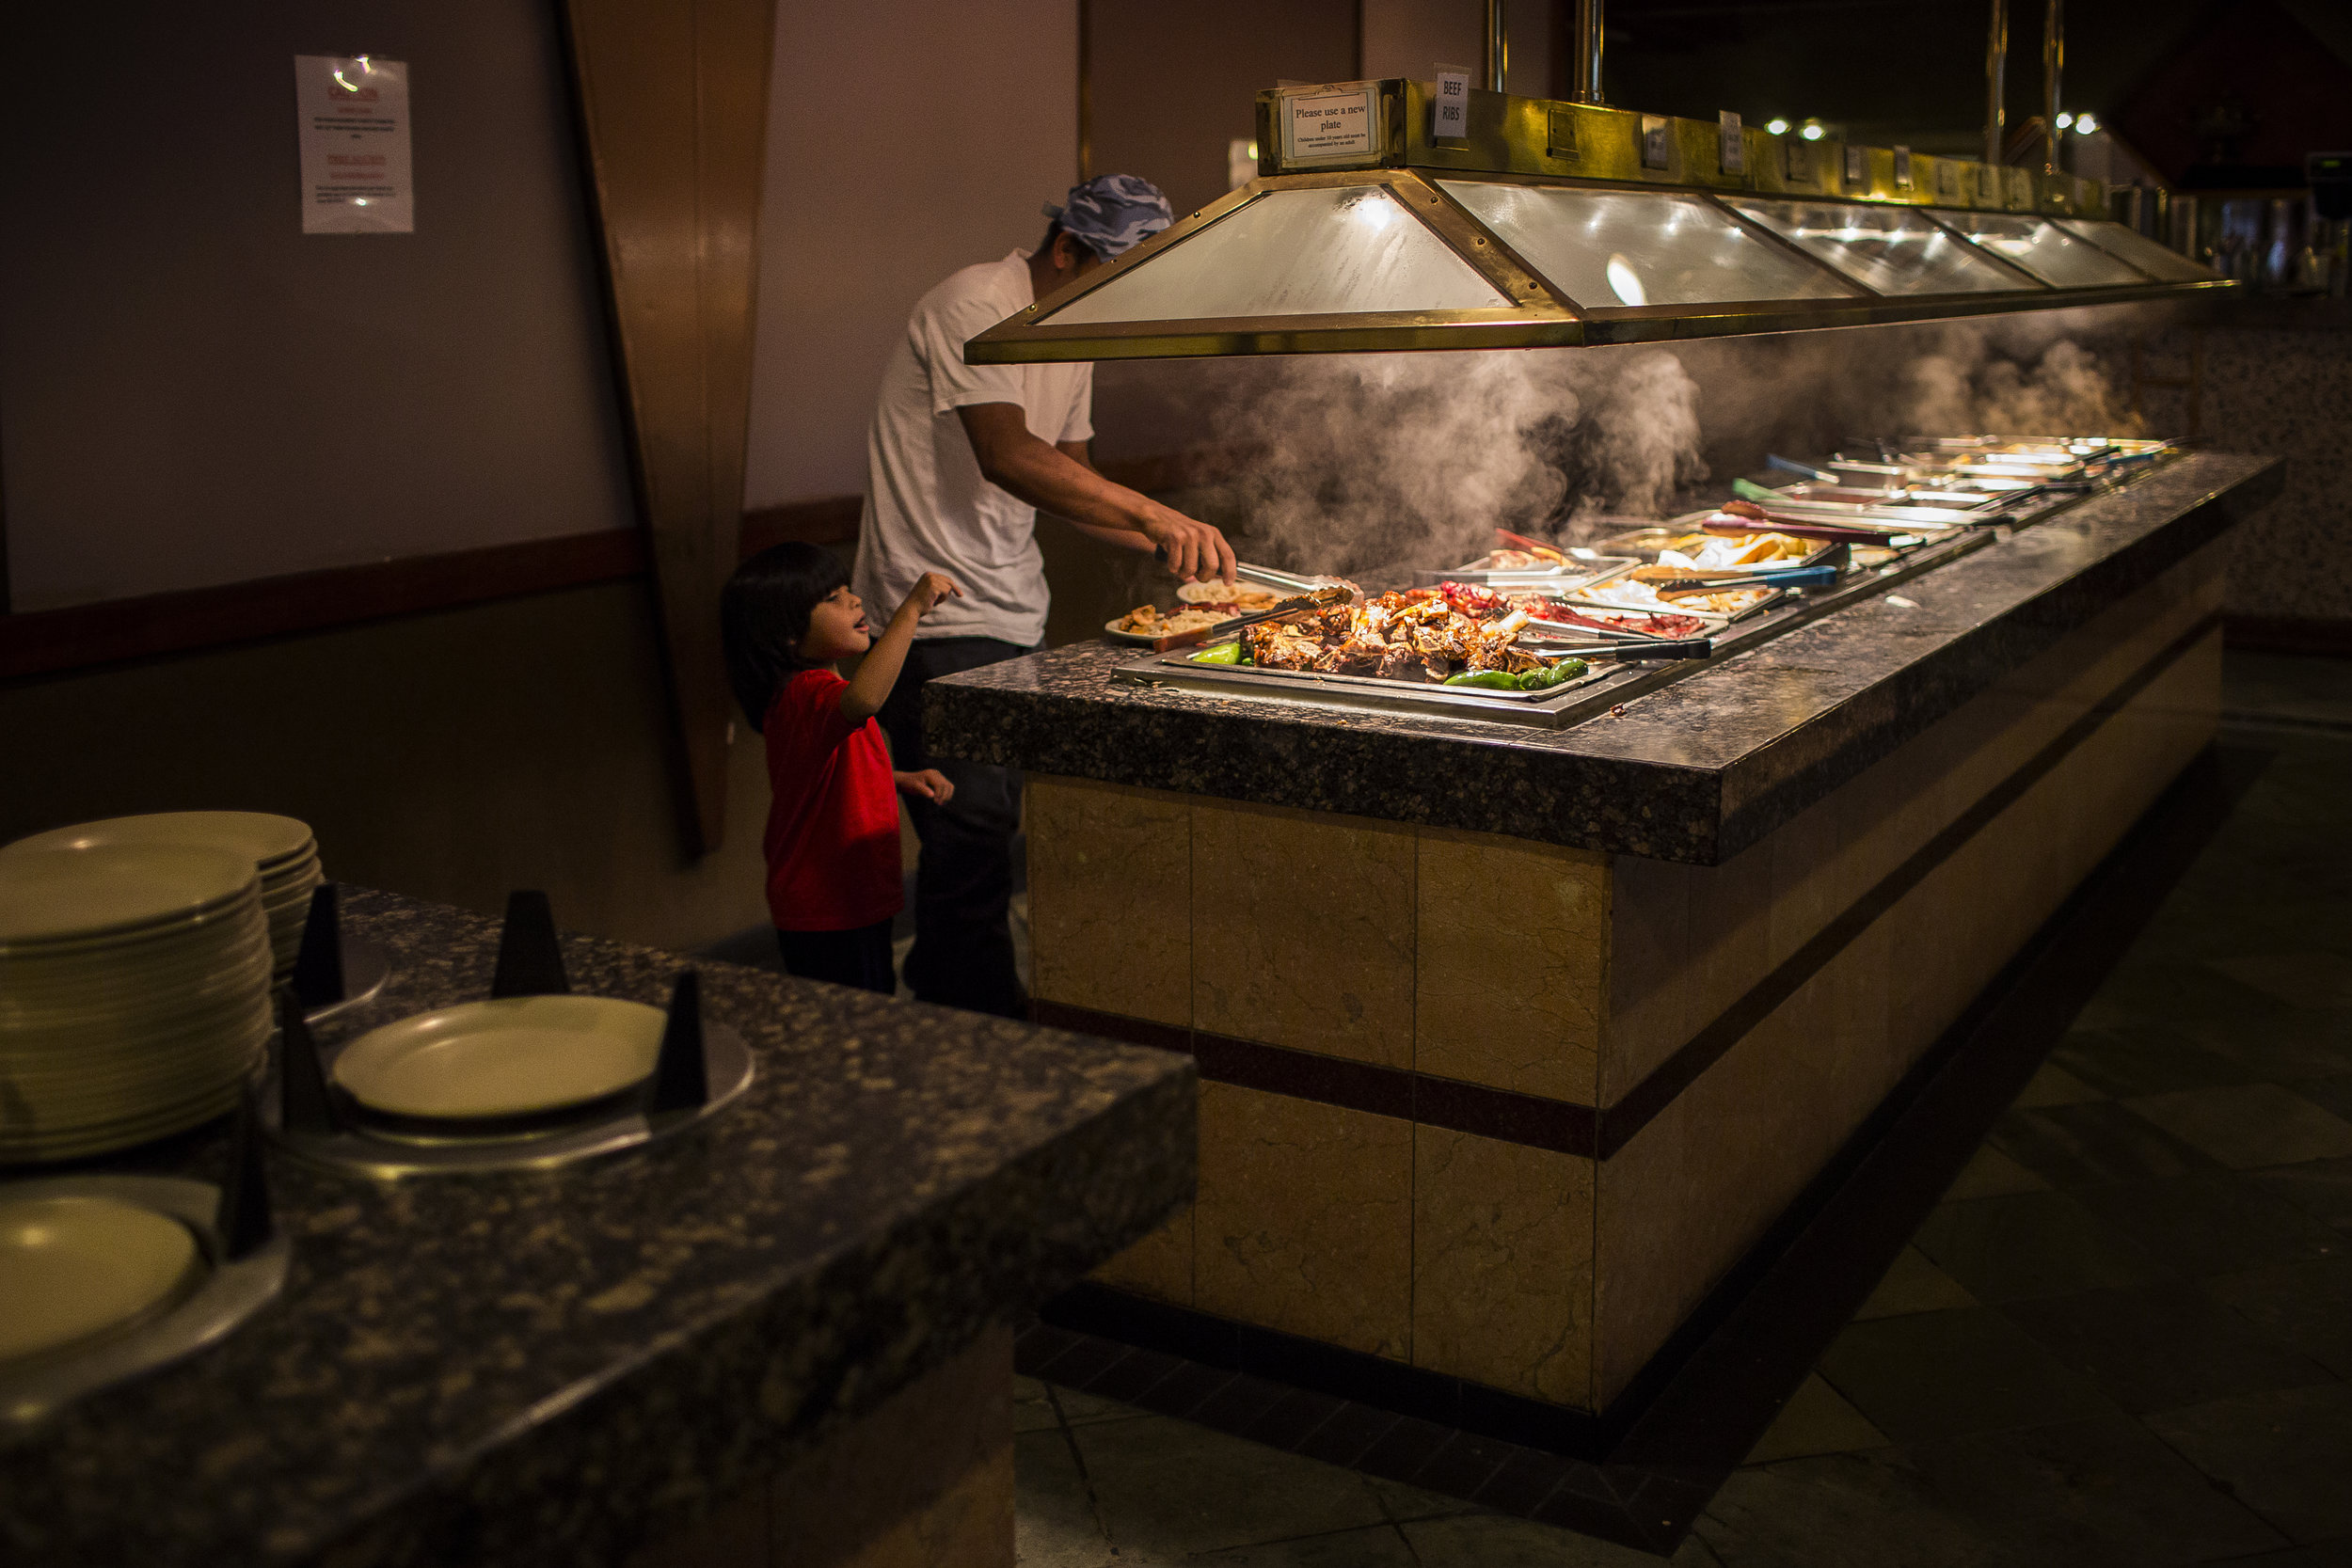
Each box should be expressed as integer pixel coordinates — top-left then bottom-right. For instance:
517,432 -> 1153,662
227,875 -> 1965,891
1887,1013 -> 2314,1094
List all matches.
0,845 -> 274,1164
4,814 -> 323,981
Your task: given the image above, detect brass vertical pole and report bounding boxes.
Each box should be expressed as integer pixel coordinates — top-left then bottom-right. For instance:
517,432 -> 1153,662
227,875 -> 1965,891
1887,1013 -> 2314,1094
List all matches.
1985,0 -> 2007,166
1077,0 -> 1092,182
2042,0 -> 2062,174
1569,0 -> 1603,103
1483,0 -> 1508,92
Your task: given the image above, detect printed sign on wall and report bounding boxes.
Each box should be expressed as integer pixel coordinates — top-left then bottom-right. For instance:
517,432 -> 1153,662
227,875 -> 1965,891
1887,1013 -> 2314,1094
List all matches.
295,55 -> 412,232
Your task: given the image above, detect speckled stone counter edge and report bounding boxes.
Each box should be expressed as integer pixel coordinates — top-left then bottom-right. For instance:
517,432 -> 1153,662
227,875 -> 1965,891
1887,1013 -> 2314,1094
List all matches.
924,453 -> 2282,863
1,890 -> 1196,1568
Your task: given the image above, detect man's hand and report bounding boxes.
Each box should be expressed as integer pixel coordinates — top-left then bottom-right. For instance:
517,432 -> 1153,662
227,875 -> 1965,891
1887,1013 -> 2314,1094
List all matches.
957,403 -> 1236,584
1135,508 -> 1237,585
894,769 -> 956,805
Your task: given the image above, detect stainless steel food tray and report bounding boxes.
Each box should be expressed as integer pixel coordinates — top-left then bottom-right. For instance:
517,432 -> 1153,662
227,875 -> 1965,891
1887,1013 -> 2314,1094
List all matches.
1115,525 -> 1994,730
1414,549 -> 1638,588
1132,647 -> 1614,710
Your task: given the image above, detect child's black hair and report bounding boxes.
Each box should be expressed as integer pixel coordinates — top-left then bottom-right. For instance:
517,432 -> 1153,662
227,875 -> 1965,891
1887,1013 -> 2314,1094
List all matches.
720,543 -> 852,733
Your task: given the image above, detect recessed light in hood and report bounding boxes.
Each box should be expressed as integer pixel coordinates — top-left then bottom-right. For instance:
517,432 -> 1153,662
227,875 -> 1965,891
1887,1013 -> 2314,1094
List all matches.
965,80 -> 2229,365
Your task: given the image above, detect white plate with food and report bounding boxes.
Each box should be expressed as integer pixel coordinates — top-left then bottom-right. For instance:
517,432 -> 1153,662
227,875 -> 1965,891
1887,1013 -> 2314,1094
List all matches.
1105,582 -> 1284,644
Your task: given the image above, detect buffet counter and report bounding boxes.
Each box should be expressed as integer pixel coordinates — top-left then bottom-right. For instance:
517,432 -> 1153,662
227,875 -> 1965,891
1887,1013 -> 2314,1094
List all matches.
923,450 -> 2280,1439
1,890 -> 1194,1568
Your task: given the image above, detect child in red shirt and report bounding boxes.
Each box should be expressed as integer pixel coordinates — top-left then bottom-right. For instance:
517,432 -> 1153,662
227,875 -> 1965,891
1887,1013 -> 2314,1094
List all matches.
721,544 -> 961,993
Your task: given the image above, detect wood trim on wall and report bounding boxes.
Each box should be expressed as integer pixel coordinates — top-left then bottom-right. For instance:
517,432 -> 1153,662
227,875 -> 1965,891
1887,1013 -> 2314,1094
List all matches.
0,448 -> 1234,684
0,531 -> 645,684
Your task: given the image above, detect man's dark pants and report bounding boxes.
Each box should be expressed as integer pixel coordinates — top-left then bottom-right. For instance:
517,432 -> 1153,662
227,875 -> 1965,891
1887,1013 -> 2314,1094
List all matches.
877,637 -> 1033,1019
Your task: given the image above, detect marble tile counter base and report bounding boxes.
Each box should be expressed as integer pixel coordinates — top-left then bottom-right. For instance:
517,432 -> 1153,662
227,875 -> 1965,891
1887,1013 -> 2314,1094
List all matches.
925,452 -> 2280,863
1,889 -> 1193,1568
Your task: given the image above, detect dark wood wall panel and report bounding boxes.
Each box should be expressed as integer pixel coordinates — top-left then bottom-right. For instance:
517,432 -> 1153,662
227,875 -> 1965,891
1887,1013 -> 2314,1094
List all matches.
563,0 -> 776,856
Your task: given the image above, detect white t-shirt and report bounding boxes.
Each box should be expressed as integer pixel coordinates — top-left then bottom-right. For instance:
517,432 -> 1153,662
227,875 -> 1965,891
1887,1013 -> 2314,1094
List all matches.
852,250 -> 1094,647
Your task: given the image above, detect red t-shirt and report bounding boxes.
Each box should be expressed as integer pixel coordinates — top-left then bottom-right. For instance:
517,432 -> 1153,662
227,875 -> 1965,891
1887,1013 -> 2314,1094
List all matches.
760,670 -> 903,932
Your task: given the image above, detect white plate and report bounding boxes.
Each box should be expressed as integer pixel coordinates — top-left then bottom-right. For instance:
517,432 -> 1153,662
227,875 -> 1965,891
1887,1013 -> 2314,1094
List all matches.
5,812 -> 315,872
0,899 -> 265,967
0,927 -> 271,1015
0,1195 -> 202,1361
0,847 -> 257,949
0,1081 -> 245,1163
332,995 -> 668,1120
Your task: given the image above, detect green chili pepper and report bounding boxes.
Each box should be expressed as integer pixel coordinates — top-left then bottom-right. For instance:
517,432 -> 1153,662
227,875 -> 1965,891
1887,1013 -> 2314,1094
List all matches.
1518,658 -> 1590,690
1189,641 -> 1244,664
1442,670 -> 1523,689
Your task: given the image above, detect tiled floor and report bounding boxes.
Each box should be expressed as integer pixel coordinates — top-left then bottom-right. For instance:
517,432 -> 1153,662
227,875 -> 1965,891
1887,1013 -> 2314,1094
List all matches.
1015,652 -> 2352,1566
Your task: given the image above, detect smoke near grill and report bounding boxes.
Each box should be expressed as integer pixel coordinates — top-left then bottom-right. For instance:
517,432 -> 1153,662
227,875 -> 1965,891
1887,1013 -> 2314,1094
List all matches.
1181,347 -> 1708,580
1677,308 -> 2154,482
1092,305 -> 2153,586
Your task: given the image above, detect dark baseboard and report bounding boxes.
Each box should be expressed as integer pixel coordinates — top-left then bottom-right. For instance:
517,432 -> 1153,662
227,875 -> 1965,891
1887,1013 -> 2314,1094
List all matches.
2224,614 -> 2352,658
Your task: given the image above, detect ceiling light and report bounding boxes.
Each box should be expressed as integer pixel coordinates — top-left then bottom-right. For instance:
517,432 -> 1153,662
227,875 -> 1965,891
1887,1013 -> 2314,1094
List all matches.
1605,255 -> 1647,307
1800,123 -> 1823,141
1766,118 -> 1788,135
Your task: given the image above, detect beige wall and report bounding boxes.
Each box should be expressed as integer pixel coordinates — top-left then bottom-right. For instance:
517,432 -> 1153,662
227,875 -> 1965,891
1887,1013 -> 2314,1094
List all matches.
0,0 -> 636,612
0,583 -> 772,953
741,0 -> 1080,509
1088,0 -> 1358,222
1361,0 -> 1555,97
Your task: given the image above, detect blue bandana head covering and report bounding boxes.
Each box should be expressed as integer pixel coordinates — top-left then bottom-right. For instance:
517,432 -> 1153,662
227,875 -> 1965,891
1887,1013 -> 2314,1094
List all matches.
1043,174 -> 1174,259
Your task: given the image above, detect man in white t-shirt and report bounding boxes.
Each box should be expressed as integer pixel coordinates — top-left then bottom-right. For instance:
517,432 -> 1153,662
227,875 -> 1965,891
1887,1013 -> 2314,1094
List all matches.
854,174 -> 1234,1018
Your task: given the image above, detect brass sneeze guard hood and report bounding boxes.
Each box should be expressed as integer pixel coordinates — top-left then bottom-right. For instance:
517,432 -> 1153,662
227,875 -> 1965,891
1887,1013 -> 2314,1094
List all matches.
967,79 -> 2230,364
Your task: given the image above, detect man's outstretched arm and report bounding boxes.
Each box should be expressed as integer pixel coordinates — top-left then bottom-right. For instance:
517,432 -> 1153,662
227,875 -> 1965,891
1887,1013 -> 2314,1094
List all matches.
956,403 -> 1234,582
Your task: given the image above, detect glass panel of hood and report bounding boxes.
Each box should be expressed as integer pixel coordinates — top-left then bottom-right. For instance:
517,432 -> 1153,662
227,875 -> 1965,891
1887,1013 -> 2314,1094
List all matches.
1939,212 -> 2150,286
1041,184 -> 1511,325
1435,182 -> 1850,308
2057,219 -> 2218,282
1725,198 -> 2037,293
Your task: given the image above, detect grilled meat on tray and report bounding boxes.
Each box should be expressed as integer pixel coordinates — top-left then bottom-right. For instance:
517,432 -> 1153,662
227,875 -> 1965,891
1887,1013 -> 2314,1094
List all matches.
1238,587 -> 1549,684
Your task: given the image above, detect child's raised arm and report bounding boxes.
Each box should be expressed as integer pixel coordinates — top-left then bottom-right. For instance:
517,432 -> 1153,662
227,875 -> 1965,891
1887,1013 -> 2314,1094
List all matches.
840,572 -> 961,722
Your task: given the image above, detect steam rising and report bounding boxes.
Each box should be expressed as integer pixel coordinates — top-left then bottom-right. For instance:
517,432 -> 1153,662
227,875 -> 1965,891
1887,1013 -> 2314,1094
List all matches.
1194,348 -> 1707,578
1121,304 -> 2155,582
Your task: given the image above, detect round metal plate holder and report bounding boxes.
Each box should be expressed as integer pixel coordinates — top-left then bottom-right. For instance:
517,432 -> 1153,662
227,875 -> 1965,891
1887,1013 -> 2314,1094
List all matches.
0,1174 -> 291,1427
300,932 -> 391,1027
262,1024 -> 754,1179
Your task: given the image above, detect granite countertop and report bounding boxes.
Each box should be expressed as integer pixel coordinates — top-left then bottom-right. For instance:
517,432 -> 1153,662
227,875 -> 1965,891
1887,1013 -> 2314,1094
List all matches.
0,889 -> 1195,1568
926,451 -> 2283,863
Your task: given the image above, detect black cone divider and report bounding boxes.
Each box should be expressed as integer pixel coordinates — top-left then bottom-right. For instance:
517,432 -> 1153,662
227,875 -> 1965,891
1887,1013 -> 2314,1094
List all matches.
217,1080 -> 275,1261
290,881 -> 346,1011
490,891 -> 569,999
648,969 -> 708,1112
277,990 -> 350,1135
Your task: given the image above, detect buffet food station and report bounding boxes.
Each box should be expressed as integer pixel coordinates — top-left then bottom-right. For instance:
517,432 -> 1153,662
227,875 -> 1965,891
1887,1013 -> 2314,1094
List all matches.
927,77 -> 2275,1443
1109,437 -> 2176,729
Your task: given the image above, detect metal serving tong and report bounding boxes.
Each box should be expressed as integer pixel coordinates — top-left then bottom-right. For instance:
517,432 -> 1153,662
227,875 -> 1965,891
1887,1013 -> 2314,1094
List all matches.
1148,550 -> 1353,599
1234,562 -> 1353,595
1643,565 -> 1840,595
1518,637 -> 1716,662
1527,616 -> 1689,643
